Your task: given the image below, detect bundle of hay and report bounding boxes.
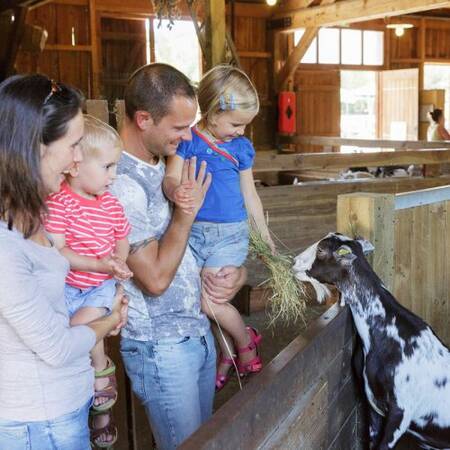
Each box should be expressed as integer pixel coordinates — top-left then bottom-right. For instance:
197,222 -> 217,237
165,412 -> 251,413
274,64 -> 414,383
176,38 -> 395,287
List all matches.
249,225 -> 309,326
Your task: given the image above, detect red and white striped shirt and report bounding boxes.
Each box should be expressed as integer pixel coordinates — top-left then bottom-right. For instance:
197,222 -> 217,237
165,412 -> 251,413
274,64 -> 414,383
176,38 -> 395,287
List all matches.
44,182 -> 131,289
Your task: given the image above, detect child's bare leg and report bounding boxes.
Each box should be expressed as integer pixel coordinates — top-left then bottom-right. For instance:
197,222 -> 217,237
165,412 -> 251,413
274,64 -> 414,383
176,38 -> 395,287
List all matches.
70,307 -> 109,405
70,307 -> 114,444
201,268 -> 256,371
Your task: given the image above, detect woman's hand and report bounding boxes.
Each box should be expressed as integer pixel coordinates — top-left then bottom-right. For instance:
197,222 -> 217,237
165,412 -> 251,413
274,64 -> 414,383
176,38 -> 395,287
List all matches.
98,255 -> 133,281
108,285 -> 128,336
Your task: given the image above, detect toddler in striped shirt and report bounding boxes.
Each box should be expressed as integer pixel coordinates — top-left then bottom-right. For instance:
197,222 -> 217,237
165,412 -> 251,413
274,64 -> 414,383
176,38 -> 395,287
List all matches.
45,114 -> 132,447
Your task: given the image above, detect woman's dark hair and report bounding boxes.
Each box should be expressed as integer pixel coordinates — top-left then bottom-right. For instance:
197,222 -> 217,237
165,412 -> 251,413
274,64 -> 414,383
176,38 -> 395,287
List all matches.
124,63 -> 196,124
429,108 -> 443,124
0,74 -> 83,237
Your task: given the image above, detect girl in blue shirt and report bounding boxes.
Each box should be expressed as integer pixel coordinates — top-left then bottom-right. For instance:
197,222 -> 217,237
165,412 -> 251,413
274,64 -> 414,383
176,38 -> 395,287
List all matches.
164,64 -> 274,390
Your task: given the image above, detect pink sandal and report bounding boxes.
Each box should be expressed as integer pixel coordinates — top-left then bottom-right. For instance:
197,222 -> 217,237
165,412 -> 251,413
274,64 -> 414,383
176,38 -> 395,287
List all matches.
215,355 -> 236,391
237,326 -> 263,377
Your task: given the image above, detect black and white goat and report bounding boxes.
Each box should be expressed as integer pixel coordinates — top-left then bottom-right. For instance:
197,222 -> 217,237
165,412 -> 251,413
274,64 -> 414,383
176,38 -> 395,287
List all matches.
293,233 -> 450,450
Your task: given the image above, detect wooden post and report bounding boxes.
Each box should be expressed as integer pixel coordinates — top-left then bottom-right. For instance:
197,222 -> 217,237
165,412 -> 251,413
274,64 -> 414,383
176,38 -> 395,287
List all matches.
89,0 -> 100,98
86,99 -> 109,123
337,192 -> 395,290
205,0 -> 226,68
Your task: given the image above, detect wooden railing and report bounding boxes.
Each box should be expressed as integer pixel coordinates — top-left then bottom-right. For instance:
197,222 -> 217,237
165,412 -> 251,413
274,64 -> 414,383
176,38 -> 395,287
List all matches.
337,185 -> 450,345
253,148 -> 450,173
179,304 -> 362,450
278,135 -> 450,150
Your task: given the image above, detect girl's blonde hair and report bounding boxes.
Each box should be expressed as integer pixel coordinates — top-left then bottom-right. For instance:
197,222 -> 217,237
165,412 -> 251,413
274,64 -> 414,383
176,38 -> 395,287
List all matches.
82,114 -> 122,158
198,64 -> 259,121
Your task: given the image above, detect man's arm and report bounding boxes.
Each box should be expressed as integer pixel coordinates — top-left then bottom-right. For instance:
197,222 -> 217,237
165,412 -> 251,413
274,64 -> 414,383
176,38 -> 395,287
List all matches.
127,157 -> 211,296
127,208 -> 194,296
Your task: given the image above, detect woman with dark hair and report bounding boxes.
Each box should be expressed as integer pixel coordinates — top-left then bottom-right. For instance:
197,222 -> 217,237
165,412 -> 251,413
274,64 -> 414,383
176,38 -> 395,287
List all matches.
427,108 -> 450,141
0,74 -> 128,450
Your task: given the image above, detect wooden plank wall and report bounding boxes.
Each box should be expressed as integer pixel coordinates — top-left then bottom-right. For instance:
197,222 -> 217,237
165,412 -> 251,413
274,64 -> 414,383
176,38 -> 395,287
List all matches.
21,1 -> 274,146
293,70 -> 341,152
394,199 -> 450,344
229,4 -> 273,148
179,304 -> 364,450
24,1 -> 92,96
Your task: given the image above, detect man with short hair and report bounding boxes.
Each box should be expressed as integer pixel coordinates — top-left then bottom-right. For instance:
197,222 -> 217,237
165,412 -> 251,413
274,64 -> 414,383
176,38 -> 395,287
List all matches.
111,63 -> 246,450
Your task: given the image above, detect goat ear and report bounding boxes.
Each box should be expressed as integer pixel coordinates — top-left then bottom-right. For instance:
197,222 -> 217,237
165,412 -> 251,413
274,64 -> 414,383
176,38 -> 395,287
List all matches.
357,238 -> 375,255
333,245 -> 357,265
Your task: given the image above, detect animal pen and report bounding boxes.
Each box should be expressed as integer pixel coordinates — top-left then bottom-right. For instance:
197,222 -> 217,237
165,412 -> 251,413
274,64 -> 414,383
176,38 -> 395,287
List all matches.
177,184 -> 450,450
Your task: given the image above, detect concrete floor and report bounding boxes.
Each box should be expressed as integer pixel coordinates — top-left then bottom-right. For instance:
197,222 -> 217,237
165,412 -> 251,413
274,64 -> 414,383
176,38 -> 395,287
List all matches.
213,302 -> 328,410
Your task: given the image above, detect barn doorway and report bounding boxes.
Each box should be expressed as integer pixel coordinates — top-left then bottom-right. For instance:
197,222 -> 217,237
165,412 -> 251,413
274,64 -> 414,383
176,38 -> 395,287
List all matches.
424,63 -> 450,130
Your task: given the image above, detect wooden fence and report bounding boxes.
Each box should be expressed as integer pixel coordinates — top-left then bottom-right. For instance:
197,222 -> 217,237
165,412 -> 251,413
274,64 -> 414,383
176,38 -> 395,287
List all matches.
179,304 -> 363,450
337,185 -> 450,345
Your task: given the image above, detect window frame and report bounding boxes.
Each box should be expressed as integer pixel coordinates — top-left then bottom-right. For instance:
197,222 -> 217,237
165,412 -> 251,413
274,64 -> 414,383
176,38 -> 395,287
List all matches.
294,27 -> 385,68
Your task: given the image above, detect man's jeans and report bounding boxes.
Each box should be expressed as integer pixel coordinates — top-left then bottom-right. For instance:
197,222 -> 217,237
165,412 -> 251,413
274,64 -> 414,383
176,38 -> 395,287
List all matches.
121,329 -> 216,450
0,398 -> 91,450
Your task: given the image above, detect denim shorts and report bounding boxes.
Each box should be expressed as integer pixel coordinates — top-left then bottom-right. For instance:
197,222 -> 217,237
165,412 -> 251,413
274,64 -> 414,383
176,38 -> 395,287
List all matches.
189,220 -> 249,268
0,398 -> 92,450
64,277 -> 116,317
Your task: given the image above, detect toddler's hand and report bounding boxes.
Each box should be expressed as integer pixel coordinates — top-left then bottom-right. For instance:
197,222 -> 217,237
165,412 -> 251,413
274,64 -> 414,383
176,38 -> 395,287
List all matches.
100,256 -> 133,281
110,257 -> 133,281
173,183 -> 195,215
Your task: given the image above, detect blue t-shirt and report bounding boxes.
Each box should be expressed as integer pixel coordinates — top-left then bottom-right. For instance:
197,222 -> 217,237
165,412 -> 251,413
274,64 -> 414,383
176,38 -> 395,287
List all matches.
176,129 -> 255,223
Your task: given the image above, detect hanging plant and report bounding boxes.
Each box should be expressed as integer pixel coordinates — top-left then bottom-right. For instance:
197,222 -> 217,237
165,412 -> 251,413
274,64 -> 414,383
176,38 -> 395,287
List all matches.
152,0 -> 180,29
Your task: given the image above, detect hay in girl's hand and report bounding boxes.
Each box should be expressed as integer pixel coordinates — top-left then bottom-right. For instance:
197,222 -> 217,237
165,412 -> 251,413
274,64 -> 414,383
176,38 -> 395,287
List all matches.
249,225 -> 309,325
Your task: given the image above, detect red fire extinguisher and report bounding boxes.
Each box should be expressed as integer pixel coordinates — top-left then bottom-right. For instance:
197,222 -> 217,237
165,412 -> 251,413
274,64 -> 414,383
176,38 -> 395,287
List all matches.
278,91 -> 296,134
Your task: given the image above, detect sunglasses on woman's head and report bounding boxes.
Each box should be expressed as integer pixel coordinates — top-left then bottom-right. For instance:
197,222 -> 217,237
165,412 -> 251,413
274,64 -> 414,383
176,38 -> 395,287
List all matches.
43,80 -> 61,105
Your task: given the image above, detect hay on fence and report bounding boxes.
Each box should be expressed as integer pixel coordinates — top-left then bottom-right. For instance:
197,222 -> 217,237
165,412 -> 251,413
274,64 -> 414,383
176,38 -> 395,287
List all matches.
249,225 -> 309,326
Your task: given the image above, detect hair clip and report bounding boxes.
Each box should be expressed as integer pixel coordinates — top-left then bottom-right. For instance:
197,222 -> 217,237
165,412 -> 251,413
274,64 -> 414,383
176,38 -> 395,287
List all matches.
219,94 -> 226,111
219,93 -> 236,111
43,79 -> 61,105
228,93 -> 235,111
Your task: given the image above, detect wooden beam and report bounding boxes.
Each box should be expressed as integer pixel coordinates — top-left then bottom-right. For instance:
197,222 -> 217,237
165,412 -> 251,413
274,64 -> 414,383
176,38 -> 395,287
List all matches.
89,0 -> 100,98
275,0 -> 336,90
278,135 -> 450,149
205,0 -> 226,67
237,50 -> 272,59
253,149 -> 450,172
271,0 -> 450,30
44,44 -> 92,51
274,0 -> 327,14
276,26 -> 318,90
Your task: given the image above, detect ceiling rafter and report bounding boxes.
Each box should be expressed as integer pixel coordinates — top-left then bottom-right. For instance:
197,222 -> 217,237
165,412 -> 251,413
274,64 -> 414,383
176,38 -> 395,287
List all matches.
271,0 -> 450,30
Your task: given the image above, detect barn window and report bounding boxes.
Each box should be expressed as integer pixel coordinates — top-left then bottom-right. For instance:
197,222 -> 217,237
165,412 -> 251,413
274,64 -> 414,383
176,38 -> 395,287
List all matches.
154,19 -> 201,82
318,28 -> 340,64
363,31 -> 384,66
341,29 -> 362,65
294,28 -> 384,67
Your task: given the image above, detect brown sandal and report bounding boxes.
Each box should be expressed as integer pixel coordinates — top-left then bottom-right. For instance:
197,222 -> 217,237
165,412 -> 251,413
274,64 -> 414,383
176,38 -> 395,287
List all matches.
92,356 -> 118,412
90,409 -> 118,449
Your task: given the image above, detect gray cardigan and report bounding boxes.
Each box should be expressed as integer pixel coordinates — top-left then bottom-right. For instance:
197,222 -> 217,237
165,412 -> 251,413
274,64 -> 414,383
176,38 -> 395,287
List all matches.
0,222 -> 96,421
